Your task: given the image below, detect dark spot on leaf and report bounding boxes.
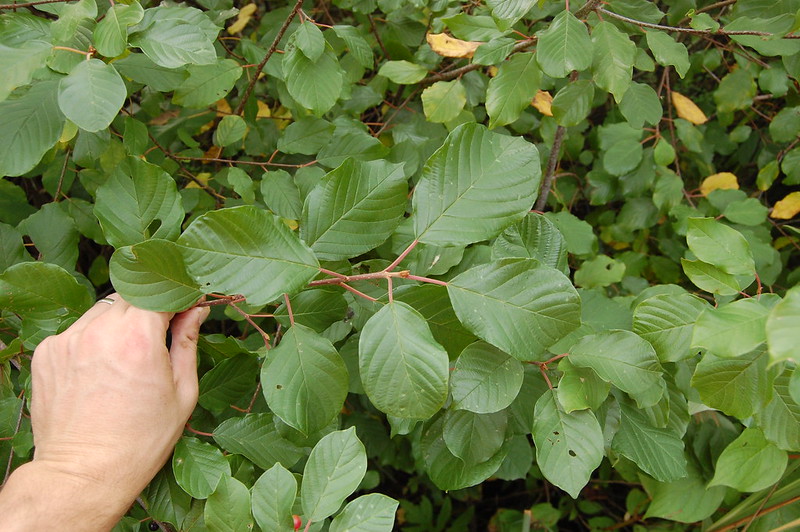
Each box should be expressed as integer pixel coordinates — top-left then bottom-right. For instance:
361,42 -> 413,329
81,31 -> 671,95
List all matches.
553,431 -> 560,436
276,384 -> 283,390
568,449 -> 576,457
146,218 -> 162,237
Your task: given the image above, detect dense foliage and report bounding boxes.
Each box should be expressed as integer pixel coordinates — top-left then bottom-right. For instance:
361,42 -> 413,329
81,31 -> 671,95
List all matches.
1,0 -> 800,529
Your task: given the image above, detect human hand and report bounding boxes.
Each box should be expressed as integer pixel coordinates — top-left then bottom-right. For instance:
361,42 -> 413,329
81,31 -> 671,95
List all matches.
29,295 -> 209,509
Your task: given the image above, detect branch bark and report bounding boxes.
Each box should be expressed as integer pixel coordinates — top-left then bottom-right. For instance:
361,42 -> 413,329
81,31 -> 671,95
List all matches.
234,0 -> 304,116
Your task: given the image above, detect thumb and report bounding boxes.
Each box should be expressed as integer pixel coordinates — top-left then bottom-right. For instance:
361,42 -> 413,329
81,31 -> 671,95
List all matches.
169,306 -> 209,409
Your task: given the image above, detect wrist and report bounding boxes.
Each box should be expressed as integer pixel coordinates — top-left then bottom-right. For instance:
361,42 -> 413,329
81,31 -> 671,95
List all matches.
0,461 -> 135,531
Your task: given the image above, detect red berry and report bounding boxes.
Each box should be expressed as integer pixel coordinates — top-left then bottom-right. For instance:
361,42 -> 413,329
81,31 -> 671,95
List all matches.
292,515 -> 302,531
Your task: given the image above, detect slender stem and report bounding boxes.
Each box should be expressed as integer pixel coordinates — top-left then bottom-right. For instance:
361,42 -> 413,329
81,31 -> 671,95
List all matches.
387,276 -> 394,303
309,270 -> 409,287
0,0 -> 75,9
234,0 -> 304,115
404,274 -> 448,286
318,267 -> 347,279
599,7 -> 800,38
574,0 -> 602,18
384,239 -> 419,272
3,396 -> 25,483
174,155 -> 317,168
421,38 -> 536,84
717,495 -> 800,532
229,303 -> 271,347
184,423 -> 214,437
340,283 -> 379,302
534,70 -> 578,212
283,294 -> 295,327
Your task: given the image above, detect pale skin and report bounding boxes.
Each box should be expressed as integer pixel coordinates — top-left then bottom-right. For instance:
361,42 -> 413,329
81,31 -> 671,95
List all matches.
0,294 -> 209,531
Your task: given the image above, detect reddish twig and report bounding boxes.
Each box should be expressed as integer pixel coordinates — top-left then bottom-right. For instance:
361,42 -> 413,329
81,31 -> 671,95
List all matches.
283,294 -> 295,327
184,423 -> 214,437
385,239 -> 419,271
0,0 -> 76,9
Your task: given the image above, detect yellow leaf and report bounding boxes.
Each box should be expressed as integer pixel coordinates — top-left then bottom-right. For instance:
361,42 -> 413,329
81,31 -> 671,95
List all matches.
532,90 -> 553,116
215,99 -> 232,117
227,3 -> 257,35
273,106 -> 293,130
256,100 -> 271,119
487,65 -> 498,77
700,172 -> 739,197
185,172 -> 212,189
426,33 -> 482,58
671,92 -> 708,125
771,192 -> 800,219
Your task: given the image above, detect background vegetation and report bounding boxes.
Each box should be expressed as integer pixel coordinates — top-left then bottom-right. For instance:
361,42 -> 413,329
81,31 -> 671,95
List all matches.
1,0 -> 799,530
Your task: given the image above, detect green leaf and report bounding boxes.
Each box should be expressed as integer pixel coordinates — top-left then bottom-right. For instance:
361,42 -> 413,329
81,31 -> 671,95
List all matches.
18,202 -> 78,271
301,427 -> 367,522
94,157 -> 184,248
574,255 -> 626,288
569,330 -> 665,408
448,259 -> 581,361
0,81 -> 65,177
214,115 -> 247,147
412,123 -> 541,245
421,80 -> 467,124
0,222 -> 30,272
93,2 -> 144,58
199,353 -> 258,411
618,82 -> 662,129
275,288 -> 348,332
714,68 -> 757,113
444,409 -> 507,463
214,413 -> 303,470
686,217 -> 755,276
123,117 -> 149,156
377,60 -> 427,84
535,10 -> 592,78
486,0 -> 536,28
130,18 -> 217,68
172,437 -> 230,499
0,262 -> 93,342
450,341 -> 524,414
393,284 -> 477,357
173,58 -> 243,109
532,391 -> 604,498
0,41 -> 52,103
421,414 -> 509,490
261,170 -> 303,219
284,44 -> 343,116
645,31 -> 689,78
177,206 -> 319,306
709,428 -> 788,492
262,324 -> 348,435
252,463 -> 297,532
691,349 -> 774,419
113,53 -> 187,91
301,159 -> 407,260
612,400 -> 687,482
332,25 -> 374,69
110,239 -> 203,312
486,52 -> 541,129
681,258 -> 742,296
755,371 -> 800,451
591,21 -> 635,101
277,117 -> 335,155
329,494 -> 398,532
642,461 -> 725,523
723,198 -> 768,226
491,213 -> 568,275
473,37 -> 516,65
316,130 -> 389,168
633,293 -> 708,362
692,298 -> 771,358
557,357 -> 610,412
551,80 -> 594,127
766,286 -> 800,364
769,106 -> 800,142
143,468 -> 191,526
543,211 -> 597,256
294,20 -> 325,61
602,138 -> 644,176
204,475 -> 253,532
359,302 -> 449,418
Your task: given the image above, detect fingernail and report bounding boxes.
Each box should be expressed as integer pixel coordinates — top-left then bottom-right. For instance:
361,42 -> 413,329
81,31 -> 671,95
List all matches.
196,306 -> 210,326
